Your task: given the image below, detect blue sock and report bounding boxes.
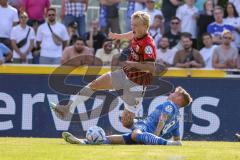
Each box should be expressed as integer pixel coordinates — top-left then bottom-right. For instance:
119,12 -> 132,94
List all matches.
136,132 -> 167,145
103,137 -> 110,144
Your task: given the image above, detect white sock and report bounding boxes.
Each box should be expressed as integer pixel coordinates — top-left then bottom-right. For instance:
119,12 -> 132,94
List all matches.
69,86 -> 94,111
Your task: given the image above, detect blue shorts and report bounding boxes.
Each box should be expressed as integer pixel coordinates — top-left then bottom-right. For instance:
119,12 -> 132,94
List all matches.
122,120 -> 149,144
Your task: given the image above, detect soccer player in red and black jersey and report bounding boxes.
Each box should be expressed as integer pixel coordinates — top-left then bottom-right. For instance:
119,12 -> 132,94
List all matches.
51,11 -> 166,129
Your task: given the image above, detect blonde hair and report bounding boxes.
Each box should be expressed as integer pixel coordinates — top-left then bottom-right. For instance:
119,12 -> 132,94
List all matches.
19,11 -> 28,18
175,86 -> 192,107
131,11 -> 150,29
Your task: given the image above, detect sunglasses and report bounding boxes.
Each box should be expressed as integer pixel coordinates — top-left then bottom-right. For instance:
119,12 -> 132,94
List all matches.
20,16 -> 27,19
147,1 -> 154,3
223,36 -> 232,40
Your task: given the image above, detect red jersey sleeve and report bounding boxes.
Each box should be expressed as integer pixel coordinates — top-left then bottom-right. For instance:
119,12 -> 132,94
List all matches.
143,44 -> 156,61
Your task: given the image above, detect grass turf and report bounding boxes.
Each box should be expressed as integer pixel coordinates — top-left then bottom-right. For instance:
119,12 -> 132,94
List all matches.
0,138 -> 239,160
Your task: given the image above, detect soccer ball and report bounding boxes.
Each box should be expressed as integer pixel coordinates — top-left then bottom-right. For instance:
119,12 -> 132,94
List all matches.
86,126 -> 106,144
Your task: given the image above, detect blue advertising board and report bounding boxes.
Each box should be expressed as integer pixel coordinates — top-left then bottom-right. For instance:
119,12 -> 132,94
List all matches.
0,72 -> 239,141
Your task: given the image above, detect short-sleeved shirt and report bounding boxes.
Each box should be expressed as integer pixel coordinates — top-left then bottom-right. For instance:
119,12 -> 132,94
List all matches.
176,4 -> 198,39
0,5 -> 19,38
135,101 -> 180,137
22,0 -> 50,21
0,43 -> 10,60
95,48 -> 119,65
36,22 -> 69,58
213,45 -> 238,64
207,22 -> 235,38
123,34 -> 156,86
11,25 -> 35,59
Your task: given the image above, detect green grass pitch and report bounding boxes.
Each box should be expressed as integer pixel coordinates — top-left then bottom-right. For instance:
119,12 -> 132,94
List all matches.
0,138 -> 239,160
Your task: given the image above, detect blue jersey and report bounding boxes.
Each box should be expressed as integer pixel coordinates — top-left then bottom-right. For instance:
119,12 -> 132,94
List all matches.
207,22 -> 235,37
134,101 -> 180,137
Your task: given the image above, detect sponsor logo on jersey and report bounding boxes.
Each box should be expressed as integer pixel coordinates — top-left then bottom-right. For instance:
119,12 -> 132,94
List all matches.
144,45 -> 153,55
165,105 -> 173,113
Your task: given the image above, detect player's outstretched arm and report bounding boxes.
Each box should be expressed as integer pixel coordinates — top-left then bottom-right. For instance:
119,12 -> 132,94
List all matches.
109,31 -> 133,40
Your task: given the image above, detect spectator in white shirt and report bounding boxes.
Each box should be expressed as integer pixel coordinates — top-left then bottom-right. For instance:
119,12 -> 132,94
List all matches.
11,12 -> 35,64
144,0 -> 163,26
200,33 -> 217,68
0,0 -> 19,49
36,7 -> 69,64
149,15 -> 164,47
176,0 -> 198,48
224,2 -> 240,50
95,39 -> 119,66
156,36 -> 176,66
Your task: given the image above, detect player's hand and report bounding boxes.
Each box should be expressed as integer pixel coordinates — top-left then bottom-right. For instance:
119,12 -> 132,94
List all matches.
108,32 -> 118,40
123,61 -> 135,71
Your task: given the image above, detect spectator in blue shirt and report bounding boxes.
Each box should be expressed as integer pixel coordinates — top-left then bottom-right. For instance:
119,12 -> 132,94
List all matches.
0,43 -> 12,64
207,6 -> 235,45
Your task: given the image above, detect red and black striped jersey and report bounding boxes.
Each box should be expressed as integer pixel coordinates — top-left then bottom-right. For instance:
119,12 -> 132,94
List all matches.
123,33 -> 156,85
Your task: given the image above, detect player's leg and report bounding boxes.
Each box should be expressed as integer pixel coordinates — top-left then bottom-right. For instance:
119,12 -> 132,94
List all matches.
69,72 -> 114,109
62,132 -> 87,144
51,72 -> 114,118
104,135 -> 126,144
121,84 -> 145,128
62,131 -> 129,145
131,129 -> 182,146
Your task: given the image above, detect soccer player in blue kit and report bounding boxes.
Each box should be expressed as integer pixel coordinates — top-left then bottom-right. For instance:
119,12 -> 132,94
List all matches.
62,86 -> 192,146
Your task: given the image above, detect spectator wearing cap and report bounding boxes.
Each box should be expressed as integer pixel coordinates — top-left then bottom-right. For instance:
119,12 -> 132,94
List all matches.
36,8 -> 69,64
67,21 -> 79,46
0,43 -> 12,64
61,37 -> 95,66
11,11 -> 35,64
95,39 -> 119,66
99,0 -> 121,35
61,0 -> 88,37
144,0 -> 163,26
22,0 -> 50,27
125,0 -> 146,32
176,0 -> 199,49
212,30 -> 238,69
207,6 -> 235,45
83,20 -> 107,53
0,0 -> 19,49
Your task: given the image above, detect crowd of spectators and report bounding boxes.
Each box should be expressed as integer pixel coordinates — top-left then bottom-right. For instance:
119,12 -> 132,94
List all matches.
0,0 -> 240,69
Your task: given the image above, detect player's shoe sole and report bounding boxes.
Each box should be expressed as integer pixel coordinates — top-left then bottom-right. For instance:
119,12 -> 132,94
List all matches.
62,132 -> 86,144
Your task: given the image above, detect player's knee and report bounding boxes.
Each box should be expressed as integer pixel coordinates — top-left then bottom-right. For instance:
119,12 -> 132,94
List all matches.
121,116 -> 133,129
121,110 -> 135,128
131,129 -> 142,141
